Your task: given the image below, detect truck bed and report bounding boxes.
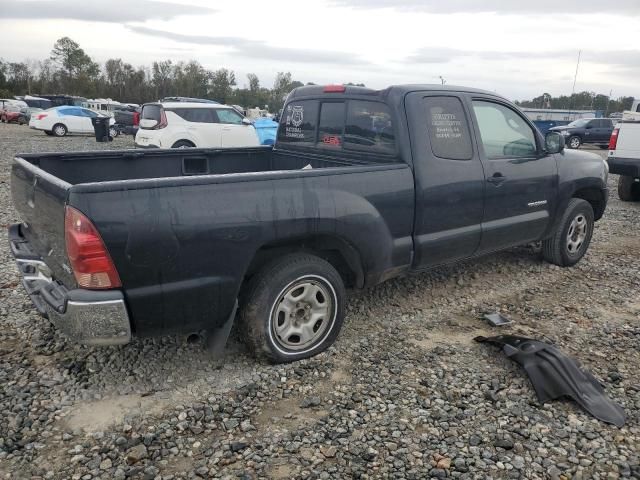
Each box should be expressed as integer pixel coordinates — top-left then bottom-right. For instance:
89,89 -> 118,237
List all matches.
11,146 -> 413,338
18,147 -> 361,185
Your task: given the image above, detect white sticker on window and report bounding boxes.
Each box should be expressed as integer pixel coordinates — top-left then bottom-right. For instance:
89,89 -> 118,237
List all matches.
285,105 -> 305,138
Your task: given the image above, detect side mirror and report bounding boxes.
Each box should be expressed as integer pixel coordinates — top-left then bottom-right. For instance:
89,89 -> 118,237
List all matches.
242,118 -> 253,126
545,131 -> 565,154
139,118 -> 158,129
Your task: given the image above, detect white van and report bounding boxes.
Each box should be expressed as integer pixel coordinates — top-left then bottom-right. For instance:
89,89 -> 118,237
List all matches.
134,102 -> 260,149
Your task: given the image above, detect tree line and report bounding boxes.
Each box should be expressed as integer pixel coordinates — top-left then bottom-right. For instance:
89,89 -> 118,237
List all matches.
1,37 -> 633,114
516,91 -> 634,115
0,37 -> 308,111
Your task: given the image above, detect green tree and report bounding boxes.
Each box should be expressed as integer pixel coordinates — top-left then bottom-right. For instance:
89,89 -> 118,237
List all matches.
208,68 -> 236,104
270,72 -> 303,111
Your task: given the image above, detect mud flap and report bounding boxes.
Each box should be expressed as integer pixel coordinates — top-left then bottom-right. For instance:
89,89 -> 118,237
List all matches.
205,300 -> 238,359
475,335 -> 625,427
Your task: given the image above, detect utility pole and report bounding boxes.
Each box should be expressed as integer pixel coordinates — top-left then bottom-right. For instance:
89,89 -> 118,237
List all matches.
439,76 -> 446,85
569,50 -> 581,118
604,89 -> 612,117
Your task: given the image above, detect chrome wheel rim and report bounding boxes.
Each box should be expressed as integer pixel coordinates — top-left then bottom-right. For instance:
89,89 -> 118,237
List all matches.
567,214 -> 588,254
54,125 -> 65,136
570,137 -> 580,148
270,276 -> 335,352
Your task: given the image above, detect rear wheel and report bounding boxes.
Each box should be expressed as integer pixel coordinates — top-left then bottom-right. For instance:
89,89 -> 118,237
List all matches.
618,175 -> 640,202
109,126 -> 119,138
52,123 -> 67,137
542,198 -> 594,267
567,136 -> 581,149
238,253 -> 346,363
171,140 -> 195,148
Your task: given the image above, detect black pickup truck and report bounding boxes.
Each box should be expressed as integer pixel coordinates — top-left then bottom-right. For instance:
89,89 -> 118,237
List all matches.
9,85 -> 609,362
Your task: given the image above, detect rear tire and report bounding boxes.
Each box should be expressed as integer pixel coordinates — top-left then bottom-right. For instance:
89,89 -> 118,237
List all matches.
171,140 -> 195,148
109,126 -> 119,138
618,175 -> 640,202
52,123 -> 67,137
238,253 -> 346,363
542,198 -> 594,267
567,136 -> 581,149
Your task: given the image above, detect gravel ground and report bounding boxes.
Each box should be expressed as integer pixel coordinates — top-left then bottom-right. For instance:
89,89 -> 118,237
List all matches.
0,122 -> 638,479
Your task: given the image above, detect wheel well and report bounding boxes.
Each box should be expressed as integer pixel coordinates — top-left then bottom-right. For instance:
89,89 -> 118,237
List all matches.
171,139 -> 195,148
573,187 -> 606,220
245,236 -> 364,289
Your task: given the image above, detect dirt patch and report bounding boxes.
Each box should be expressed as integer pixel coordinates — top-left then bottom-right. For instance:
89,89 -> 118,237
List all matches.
254,396 -> 327,433
268,463 -> 297,479
595,236 -> 640,255
61,393 -> 186,433
409,329 -> 486,349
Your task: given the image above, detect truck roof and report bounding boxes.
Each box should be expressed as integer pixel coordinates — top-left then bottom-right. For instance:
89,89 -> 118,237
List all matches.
287,84 -> 505,101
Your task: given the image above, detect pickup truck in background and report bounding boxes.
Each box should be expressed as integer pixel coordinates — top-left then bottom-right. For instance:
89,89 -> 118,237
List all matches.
9,84 -> 609,363
608,104 -> 640,201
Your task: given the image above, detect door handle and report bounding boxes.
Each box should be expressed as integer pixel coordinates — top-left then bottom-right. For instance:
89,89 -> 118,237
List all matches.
487,173 -> 506,185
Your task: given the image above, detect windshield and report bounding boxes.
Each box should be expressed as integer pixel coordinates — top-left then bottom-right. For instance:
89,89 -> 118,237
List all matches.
567,119 -> 589,128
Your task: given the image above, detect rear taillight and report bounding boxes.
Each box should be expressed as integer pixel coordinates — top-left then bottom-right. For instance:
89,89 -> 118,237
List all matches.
133,111 -> 140,126
154,110 -> 168,129
64,206 -> 121,289
35,113 -> 48,120
608,128 -> 619,150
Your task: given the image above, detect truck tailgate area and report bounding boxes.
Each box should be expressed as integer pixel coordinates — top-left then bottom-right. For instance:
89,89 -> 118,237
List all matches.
10,157 -> 76,287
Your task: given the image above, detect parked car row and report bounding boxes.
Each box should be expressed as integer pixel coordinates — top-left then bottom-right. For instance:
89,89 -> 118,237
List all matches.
28,106 -> 117,137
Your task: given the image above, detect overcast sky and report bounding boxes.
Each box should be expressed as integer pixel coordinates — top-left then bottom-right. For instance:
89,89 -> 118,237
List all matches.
0,0 -> 638,100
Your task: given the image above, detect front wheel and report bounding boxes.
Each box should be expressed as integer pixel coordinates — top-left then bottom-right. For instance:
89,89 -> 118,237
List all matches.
238,253 -> 346,363
567,136 -> 581,149
542,198 -> 594,267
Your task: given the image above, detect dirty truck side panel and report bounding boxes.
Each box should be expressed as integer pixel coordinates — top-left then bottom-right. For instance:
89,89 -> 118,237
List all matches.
68,165 -> 415,336
404,91 -> 485,268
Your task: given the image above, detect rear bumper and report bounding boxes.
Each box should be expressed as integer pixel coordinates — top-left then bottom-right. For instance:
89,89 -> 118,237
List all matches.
607,157 -> 640,178
8,224 -> 132,346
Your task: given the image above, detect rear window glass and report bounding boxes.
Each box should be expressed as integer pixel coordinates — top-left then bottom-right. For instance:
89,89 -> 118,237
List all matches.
345,101 -> 395,154
170,108 -> 216,123
278,99 -> 396,156
278,100 -> 319,143
424,96 -> 473,160
142,104 -> 162,122
318,102 -> 345,148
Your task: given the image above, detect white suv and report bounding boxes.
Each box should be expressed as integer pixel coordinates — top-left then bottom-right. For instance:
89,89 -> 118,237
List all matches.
134,102 -> 260,149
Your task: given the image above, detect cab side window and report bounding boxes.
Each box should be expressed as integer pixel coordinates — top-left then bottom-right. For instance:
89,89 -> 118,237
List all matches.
424,96 -> 473,160
472,101 -> 537,159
